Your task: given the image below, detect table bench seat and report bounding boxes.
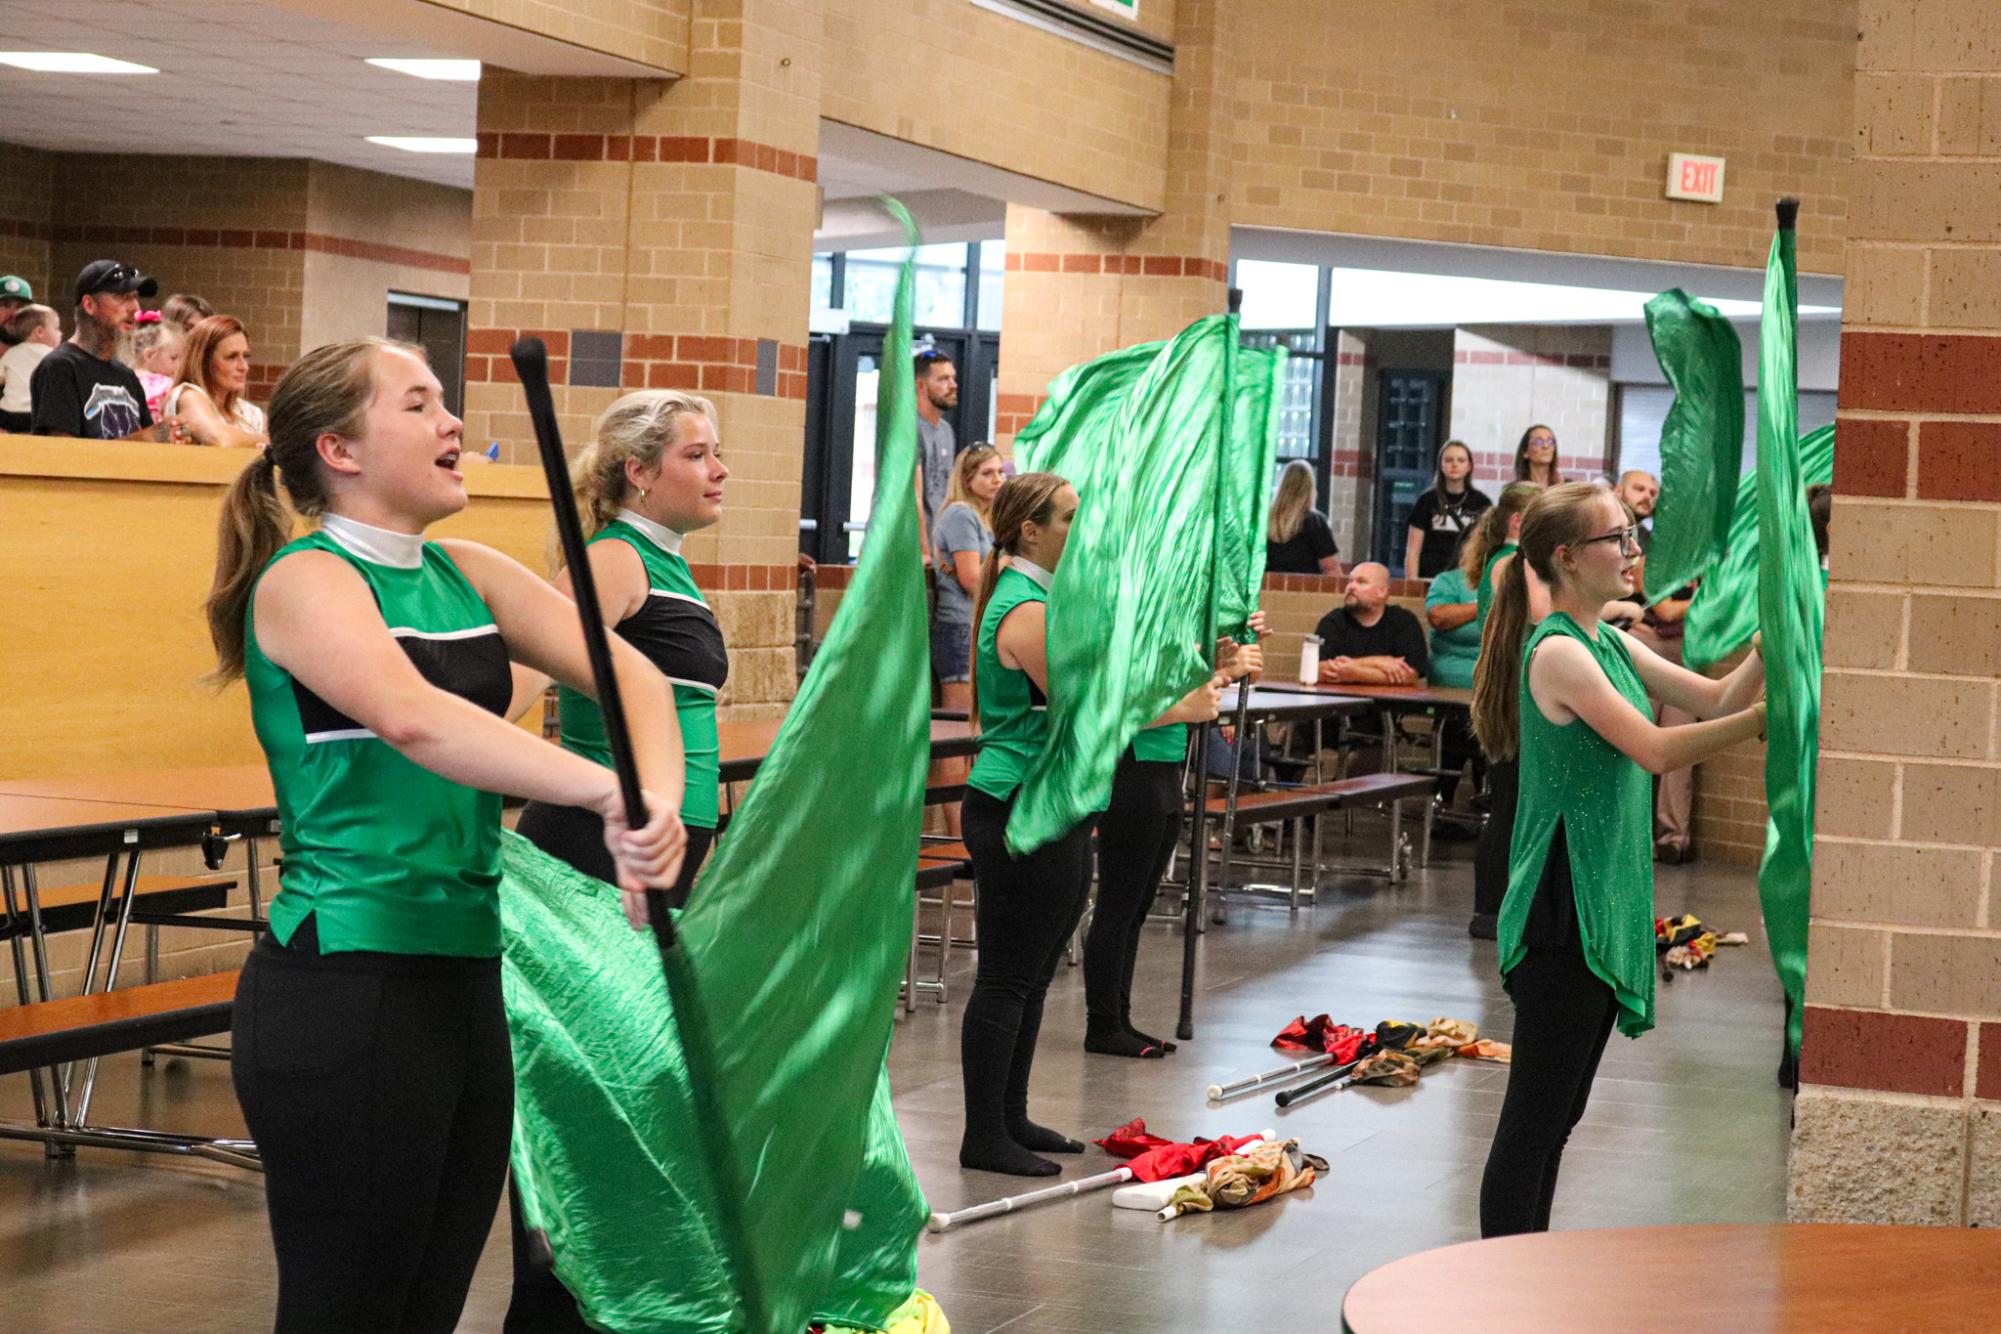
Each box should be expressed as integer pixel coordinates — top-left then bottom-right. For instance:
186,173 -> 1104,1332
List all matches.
0,970 -> 237,1077
1,874 -> 236,939
1205,772 -> 1435,823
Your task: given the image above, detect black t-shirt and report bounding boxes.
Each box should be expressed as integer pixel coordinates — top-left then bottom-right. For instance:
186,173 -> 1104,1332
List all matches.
1312,604 -> 1430,679
1404,486 -> 1493,579
30,342 -> 152,440
1266,509 -> 1340,575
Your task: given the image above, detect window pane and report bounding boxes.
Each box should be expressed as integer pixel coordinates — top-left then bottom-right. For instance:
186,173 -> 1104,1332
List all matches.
977,239 -> 1006,331
1237,259 -> 1319,332
844,242 -> 968,327
811,253 -> 833,310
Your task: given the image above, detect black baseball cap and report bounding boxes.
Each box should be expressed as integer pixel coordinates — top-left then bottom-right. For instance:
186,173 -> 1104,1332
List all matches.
74,260 -> 159,303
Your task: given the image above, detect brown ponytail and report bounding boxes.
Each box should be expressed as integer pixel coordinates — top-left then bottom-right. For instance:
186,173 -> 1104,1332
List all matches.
1459,480 -> 1542,583
204,338 -> 402,684
968,470 -> 1069,729
1469,480 -> 1617,760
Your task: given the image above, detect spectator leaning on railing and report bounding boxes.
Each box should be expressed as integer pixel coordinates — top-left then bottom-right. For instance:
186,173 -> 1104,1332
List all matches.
30,260 -> 189,443
164,315 -> 267,448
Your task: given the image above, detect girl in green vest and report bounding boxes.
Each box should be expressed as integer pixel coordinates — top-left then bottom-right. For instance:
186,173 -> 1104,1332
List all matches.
503,388 -> 731,1333
1471,481 -> 1765,1238
205,339 -> 688,1333
960,471 -> 1222,1175
1464,481 -> 1542,938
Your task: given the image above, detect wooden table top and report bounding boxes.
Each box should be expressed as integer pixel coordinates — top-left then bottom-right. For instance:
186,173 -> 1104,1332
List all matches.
1341,1223 -> 2001,1333
1263,681 -> 1473,709
0,795 -> 217,858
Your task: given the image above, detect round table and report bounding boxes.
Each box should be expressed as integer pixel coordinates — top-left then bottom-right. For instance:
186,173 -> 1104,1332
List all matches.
1341,1223 -> 2001,1332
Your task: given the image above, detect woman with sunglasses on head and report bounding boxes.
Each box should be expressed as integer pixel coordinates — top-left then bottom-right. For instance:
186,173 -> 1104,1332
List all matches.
960,472 -> 1223,1176
1471,482 -> 1765,1238
207,339 -> 686,1333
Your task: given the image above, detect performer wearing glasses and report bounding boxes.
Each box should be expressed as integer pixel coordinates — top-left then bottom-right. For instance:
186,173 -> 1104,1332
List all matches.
1470,481 -> 1766,1238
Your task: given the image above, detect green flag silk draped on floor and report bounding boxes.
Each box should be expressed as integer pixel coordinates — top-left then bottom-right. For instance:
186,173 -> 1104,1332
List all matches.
1680,424 -> 1833,672
505,200 -> 931,1334
1752,218 -> 1818,1059
1008,315 -> 1283,855
1641,288 -> 1744,601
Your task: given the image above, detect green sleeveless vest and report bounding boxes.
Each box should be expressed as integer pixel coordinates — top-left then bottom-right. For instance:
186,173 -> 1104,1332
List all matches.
556,518 -> 727,829
1497,613 -> 1657,1036
246,532 -> 512,956
968,565 -> 1049,800
1476,541 -> 1517,629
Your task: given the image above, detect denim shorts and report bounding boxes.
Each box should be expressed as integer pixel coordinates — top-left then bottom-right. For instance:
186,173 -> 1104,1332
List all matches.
931,618 -> 972,684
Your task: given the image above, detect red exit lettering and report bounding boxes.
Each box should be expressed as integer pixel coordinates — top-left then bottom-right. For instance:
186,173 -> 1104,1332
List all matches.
1681,160 -> 1716,194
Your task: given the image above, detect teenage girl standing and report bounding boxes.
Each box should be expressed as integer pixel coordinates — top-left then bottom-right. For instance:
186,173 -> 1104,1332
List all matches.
514,389 -> 730,906
1471,482 -> 1765,1237
206,340 -> 686,1333
1084,620 -> 1262,1059
959,471 -> 1222,1176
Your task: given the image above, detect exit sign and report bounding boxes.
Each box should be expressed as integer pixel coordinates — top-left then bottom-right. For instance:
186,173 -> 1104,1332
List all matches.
1665,152 -> 1726,203
1090,0 -> 1138,15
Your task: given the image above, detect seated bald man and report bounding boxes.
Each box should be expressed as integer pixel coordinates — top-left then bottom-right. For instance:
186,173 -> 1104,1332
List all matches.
1314,562 -> 1428,686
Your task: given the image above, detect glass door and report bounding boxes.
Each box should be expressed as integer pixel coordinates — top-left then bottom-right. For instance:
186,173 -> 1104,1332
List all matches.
1371,370 -> 1445,571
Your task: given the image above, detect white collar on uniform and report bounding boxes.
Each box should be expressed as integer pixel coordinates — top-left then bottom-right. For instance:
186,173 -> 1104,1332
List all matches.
618,507 -> 685,555
1009,556 -> 1052,590
321,512 -> 423,569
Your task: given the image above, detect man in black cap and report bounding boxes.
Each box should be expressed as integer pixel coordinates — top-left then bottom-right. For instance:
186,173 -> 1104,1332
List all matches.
30,260 -> 187,442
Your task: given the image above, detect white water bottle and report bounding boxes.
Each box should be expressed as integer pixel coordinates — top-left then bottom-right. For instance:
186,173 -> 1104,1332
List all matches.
1298,635 -> 1321,686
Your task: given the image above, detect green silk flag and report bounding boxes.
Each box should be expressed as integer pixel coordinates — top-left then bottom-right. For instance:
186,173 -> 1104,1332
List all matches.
1681,425 -> 1833,670
1008,315 -> 1282,854
1753,218 -> 1818,1059
1642,288 -> 1744,601
507,199 -> 931,1333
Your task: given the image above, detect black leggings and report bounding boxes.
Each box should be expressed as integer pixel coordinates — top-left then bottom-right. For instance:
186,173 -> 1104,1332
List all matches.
505,806 -> 716,1333
231,917 -> 512,1334
1478,947 -> 1619,1237
1474,757 -> 1519,918
1083,752 -> 1181,1031
514,799 -> 715,909
960,786 -> 1095,1144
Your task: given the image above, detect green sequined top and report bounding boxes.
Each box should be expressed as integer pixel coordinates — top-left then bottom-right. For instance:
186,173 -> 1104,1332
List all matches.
1497,613 -> 1657,1037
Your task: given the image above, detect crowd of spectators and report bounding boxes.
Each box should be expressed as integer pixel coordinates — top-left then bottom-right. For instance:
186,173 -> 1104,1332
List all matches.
0,260 -> 266,449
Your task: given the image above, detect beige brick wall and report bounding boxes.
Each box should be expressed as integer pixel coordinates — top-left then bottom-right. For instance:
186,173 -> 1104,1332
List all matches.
818,0 -> 1171,212
0,141 -> 53,303
1790,0 -> 2001,1228
1227,0 -> 1854,275
1448,326 -> 1615,482
423,0 -> 692,74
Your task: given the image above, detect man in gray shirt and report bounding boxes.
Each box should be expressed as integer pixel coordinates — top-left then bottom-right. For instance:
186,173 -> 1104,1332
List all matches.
913,347 -> 958,565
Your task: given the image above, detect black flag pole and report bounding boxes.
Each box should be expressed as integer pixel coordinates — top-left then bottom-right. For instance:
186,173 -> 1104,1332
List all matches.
509,337 -> 777,1334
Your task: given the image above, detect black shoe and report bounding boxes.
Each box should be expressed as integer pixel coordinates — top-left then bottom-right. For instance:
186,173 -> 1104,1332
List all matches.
1467,913 -> 1498,940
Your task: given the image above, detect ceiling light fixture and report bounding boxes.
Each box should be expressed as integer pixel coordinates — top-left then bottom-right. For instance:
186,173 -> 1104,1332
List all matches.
365,58 -> 481,81
365,136 -> 479,154
0,52 -> 157,74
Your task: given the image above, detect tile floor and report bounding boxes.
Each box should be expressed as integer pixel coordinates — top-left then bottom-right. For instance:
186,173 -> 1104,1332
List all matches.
0,832 -> 1791,1332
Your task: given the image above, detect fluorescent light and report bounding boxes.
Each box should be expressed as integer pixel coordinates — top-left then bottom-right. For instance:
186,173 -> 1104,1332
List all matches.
366,58 -> 481,81
0,52 -> 157,74
366,136 -> 479,155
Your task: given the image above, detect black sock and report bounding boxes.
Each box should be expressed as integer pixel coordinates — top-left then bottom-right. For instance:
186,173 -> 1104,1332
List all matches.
1008,1118 -> 1085,1153
1123,1015 -> 1176,1053
960,1132 -> 1059,1177
1085,1025 -> 1167,1059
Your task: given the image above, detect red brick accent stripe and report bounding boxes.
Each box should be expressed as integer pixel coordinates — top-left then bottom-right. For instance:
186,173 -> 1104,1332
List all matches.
1800,1006 -> 1968,1097
1454,350 -> 1612,369
476,133 -> 817,184
1839,331 -> 2001,414
0,215 -> 49,242
1831,416 -> 1910,498
462,328 -> 809,401
41,222 -> 468,275
1003,251 -> 1228,283
685,563 -> 799,591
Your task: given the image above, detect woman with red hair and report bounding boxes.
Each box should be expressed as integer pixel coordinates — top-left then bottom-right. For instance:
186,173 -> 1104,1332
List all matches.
165,314 -> 267,447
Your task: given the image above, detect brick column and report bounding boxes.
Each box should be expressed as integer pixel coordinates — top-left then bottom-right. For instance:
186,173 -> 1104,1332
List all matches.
994,0 -> 1233,446
1790,0 -> 2001,1226
464,1 -> 822,715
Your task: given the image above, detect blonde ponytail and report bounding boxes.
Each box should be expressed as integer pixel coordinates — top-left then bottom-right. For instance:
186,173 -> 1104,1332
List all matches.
557,389 -> 718,570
